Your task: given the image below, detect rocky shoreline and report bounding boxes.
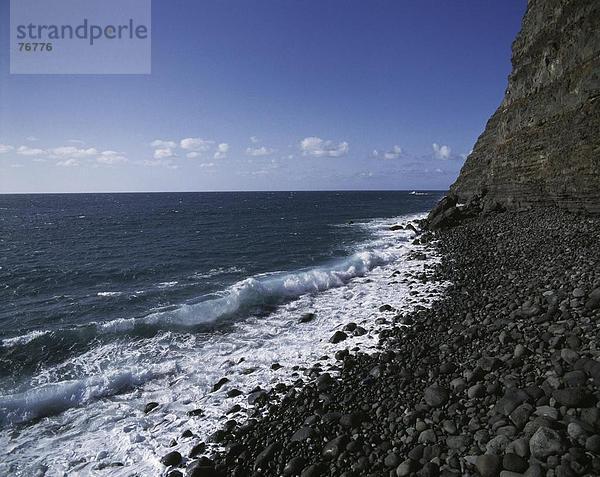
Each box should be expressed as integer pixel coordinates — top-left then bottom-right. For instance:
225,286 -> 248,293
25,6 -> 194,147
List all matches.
162,209 -> 600,477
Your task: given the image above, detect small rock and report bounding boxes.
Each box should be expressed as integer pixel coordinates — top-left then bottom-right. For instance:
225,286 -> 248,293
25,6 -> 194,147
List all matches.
396,459 -> 414,477
468,383 -> 486,399
529,426 -> 564,459
475,454 -> 501,477
418,429 -> 437,443
523,464 -> 544,477
322,435 -> 348,460
584,288 -> 600,310
187,457 -> 217,477
283,456 -> 306,476
572,288 -> 585,298
189,442 -> 206,458
424,385 -> 449,408
254,443 -> 279,469
552,387 -> 593,407
290,427 -> 314,442
384,452 -> 400,467
560,348 -> 579,365
503,453 -> 528,473
585,434 -> 600,453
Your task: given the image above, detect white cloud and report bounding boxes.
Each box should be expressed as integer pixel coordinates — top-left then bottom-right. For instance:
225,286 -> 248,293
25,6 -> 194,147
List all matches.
432,143 -> 451,160
0,144 -> 14,154
17,145 -> 47,156
150,139 -> 177,161
150,139 -> 177,149
142,159 -> 178,169
250,136 -> 259,144
48,146 -> 99,159
154,147 -> 176,160
56,158 -> 80,167
25,136 -> 38,142
186,151 -> 201,159
97,150 -> 127,165
246,146 -> 274,157
199,162 -> 215,168
214,143 -> 229,159
381,145 -> 403,160
180,137 -> 214,152
300,137 -> 349,158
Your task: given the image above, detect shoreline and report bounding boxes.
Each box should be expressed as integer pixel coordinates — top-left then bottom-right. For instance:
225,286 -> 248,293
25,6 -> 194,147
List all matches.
0,210 -> 441,476
164,209 -> 600,477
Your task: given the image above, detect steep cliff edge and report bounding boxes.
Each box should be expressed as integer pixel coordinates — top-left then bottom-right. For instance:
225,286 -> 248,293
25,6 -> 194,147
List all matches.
430,0 -> 600,228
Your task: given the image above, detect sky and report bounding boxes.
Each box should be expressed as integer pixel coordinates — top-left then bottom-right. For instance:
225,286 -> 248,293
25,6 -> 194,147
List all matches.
0,0 -> 527,193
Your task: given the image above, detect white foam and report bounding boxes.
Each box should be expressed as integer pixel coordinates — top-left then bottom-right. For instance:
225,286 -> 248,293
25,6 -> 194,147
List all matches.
97,291 -> 123,297
0,367 -> 171,426
157,281 -> 179,289
1,330 -> 50,348
0,213 -> 445,477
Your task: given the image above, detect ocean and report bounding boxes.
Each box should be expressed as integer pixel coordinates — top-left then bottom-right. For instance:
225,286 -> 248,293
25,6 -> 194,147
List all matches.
0,190 -> 444,475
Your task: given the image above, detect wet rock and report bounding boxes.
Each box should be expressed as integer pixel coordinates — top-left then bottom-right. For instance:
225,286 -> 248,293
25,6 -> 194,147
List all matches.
283,456 -> 306,476
322,435 -> 349,460
189,442 -> 206,458
248,390 -> 268,406
290,427 -> 314,442
187,457 -> 218,477
144,402 -> 159,414
254,443 -> 279,469
300,463 -> 324,477
160,451 -> 182,467
329,331 -> 347,344
299,313 -> 316,323
212,377 -> 229,392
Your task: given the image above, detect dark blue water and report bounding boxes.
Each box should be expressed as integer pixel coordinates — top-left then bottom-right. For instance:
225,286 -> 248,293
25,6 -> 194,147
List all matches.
0,191 -> 442,390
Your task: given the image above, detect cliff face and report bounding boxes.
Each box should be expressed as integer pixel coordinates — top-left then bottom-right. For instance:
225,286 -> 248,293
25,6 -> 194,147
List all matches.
445,0 -> 600,218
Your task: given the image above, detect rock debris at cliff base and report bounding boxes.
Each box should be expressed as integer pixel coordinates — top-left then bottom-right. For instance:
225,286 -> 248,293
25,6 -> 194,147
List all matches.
161,209 -> 600,477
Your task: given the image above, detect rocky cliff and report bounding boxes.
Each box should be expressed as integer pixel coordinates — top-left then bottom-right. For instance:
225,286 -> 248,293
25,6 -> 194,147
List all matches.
430,0 -> 600,228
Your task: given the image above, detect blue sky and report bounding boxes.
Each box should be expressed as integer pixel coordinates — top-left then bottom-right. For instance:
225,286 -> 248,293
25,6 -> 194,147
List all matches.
0,0 -> 526,193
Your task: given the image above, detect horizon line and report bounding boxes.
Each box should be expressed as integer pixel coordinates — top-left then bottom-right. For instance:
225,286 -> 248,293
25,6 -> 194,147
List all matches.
0,189 -> 449,195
